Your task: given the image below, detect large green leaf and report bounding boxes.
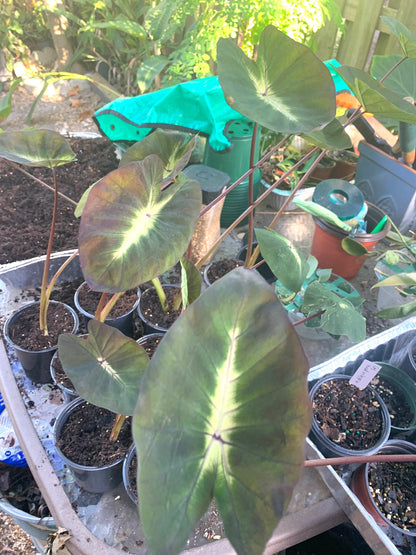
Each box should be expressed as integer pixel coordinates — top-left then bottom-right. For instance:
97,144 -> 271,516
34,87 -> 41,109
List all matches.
180,256 -> 202,308
136,55 -> 169,92
78,156 -> 202,292
303,118 -> 352,150
381,16 -> 416,59
0,78 -> 22,122
144,0 -> 180,42
302,281 -> 366,342
217,25 -> 336,135
133,268 -> 310,554
292,198 -> 352,232
255,228 -> 309,292
372,271 -> 416,289
0,129 -> 75,167
371,55 -> 416,101
58,320 -> 148,415
335,65 -> 416,125
119,129 -> 196,182
88,17 -> 145,38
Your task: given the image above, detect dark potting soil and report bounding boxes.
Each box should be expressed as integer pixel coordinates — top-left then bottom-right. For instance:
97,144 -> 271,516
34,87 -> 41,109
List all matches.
76,283 -> 139,318
51,354 -> 75,392
0,136 -> 119,265
56,401 -> 131,467
312,379 -> 384,450
138,334 -> 163,359
0,462 -> 50,518
7,303 -> 76,350
368,461 -> 416,531
205,258 -> 244,283
127,449 -> 138,503
140,287 -> 182,329
370,375 -> 413,429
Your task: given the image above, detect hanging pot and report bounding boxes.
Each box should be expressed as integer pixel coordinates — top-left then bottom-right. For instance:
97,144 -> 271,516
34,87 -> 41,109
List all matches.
3,301 -> 79,384
310,202 -> 391,280
309,374 -> 391,458
122,444 -> 138,505
54,397 -> 131,494
350,439 -> 416,537
137,284 -> 182,334
74,282 -> 140,338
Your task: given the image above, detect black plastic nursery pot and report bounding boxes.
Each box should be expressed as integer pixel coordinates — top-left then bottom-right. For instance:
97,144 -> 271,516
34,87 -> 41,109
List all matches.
122,444 -> 138,505
350,439 -> 416,537
203,258 -> 244,287
3,301 -> 79,384
137,284 -> 181,334
50,351 -> 78,403
74,281 -> 140,338
309,374 -> 391,458
54,397 -> 130,494
136,332 -> 164,359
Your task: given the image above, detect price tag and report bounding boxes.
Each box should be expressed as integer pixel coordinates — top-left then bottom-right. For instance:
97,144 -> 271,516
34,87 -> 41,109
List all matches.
349,360 -> 382,390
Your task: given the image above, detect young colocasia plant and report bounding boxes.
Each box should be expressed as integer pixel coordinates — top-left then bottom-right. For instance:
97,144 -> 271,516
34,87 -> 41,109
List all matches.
0,129 -> 76,335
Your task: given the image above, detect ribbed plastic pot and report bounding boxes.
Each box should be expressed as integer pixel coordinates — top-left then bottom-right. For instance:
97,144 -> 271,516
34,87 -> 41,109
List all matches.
309,374 -> 391,458
0,494 -> 56,543
74,282 -> 140,338
3,301 -> 79,384
137,284 -> 180,334
50,351 -> 78,403
122,444 -> 138,505
54,397 -> 126,494
310,202 -> 391,280
371,362 -> 416,436
350,439 -> 416,536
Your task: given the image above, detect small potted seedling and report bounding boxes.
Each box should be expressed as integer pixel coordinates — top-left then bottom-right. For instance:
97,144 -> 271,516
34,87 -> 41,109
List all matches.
0,129 -> 80,382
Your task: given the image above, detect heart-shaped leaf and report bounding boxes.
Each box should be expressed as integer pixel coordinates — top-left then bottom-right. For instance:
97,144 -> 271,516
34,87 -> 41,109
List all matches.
380,16 -> 416,59
79,156 -> 202,292
376,299 -> 416,319
120,129 -> 196,183
371,55 -> 416,101
58,320 -> 148,415
217,25 -> 335,135
180,256 -> 202,308
133,268 -> 310,554
335,65 -> 416,124
302,281 -> 366,342
0,129 -> 76,167
255,227 -> 309,292
304,118 -> 352,150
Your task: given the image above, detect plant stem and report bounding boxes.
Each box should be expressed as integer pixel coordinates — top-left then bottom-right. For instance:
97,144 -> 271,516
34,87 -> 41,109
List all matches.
244,122 -> 258,266
292,310 -> 325,327
109,414 -> 126,442
6,160 -> 77,205
305,453 -> 416,467
99,293 -> 124,322
152,277 -> 168,311
94,293 -> 108,321
44,250 -> 79,312
39,166 -> 59,335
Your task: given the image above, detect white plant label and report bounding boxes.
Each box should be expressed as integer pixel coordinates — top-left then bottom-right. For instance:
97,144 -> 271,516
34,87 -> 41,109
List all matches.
349,360 -> 382,389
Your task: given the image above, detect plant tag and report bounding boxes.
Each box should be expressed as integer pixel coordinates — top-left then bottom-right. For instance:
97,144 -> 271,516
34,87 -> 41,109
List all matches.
349,360 -> 382,390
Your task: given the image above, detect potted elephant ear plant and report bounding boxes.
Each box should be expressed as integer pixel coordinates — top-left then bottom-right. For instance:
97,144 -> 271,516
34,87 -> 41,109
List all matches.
0,129 -> 80,383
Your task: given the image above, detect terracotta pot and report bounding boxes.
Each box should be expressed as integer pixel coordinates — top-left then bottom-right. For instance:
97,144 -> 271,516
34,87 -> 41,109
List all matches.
310,202 -> 391,280
350,439 -> 416,536
3,301 -> 79,384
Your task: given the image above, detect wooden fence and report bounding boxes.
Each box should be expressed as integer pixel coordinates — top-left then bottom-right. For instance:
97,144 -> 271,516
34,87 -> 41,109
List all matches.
315,0 -> 416,69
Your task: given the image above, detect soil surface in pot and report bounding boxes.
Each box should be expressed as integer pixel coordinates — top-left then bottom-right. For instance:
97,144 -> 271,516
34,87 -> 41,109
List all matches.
77,283 -> 138,318
312,379 -> 384,450
56,401 -> 131,467
0,462 -> 50,518
140,287 -> 182,329
8,303 -> 76,350
138,335 -> 162,359
52,354 -> 75,392
370,375 -> 414,429
368,461 -> 416,532
205,258 -> 244,283
0,136 -> 119,264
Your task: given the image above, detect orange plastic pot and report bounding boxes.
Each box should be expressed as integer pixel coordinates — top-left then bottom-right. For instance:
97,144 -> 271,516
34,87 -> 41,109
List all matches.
310,203 -> 390,280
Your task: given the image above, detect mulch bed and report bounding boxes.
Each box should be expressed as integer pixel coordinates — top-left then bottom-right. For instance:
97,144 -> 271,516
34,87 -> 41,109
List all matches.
0,136 -> 119,265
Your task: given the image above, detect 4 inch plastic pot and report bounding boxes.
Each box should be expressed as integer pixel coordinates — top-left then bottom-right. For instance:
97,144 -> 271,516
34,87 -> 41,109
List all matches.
122,444 -> 138,505
50,351 -> 78,403
309,374 -> 391,458
54,397 -> 127,494
401,336 -> 416,379
370,362 -> 416,436
74,282 -> 140,338
137,284 -> 181,334
3,301 -> 79,384
350,439 -> 416,537
310,202 -> 391,280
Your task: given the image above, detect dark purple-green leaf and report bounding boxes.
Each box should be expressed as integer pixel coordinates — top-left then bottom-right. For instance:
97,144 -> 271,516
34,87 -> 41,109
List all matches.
134,268 -> 311,554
